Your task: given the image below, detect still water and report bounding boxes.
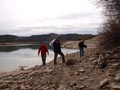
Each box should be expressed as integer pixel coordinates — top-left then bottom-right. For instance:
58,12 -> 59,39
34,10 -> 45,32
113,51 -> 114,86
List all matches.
0,44 -> 78,72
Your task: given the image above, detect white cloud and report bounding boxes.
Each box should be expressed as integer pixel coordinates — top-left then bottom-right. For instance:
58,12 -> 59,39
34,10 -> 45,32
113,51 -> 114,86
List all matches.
0,0 -> 103,35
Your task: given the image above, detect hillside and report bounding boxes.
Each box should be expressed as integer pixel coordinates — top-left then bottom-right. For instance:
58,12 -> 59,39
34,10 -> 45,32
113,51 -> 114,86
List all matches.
0,33 -> 95,44
0,37 -> 119,90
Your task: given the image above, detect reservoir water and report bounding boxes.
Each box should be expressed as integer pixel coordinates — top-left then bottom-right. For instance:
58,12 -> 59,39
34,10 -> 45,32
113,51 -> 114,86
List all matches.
0,44 -> 78,72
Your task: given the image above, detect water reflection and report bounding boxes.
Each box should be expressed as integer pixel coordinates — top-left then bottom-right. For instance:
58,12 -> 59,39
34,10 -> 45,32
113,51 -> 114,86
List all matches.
0,44 -> 53,52
0,44 -> 78,72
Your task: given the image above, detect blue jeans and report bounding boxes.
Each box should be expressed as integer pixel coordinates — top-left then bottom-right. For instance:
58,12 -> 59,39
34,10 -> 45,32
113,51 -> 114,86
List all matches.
80,48 -> 84,57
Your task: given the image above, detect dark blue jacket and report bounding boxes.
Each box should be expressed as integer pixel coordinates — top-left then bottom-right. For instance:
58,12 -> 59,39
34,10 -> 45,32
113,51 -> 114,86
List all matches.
78,42 -> 87,49
53,40 -> 61,53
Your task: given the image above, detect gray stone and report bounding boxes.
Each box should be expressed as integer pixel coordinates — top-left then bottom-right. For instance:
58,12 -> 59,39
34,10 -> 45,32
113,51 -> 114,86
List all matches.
58,85 -> 66,90
20,84 -> 26,89
92,60 -> 98,65
89,57 -> 97,61
17,80 -> 26,84
114,73 -> 120,81
99,78 -> 109,88
111,63 -> 120,69
108,83 -> 120,89
79,85 -> 86,89
0,80 -> 4,84
26,85 -> 32,90
12,85 -> 21,90
74,72 -> 79,75
0,83 -> 9,89
43,67 -> 54,73
79,76 -> 89,81
69,81 -> 77,87
79,68 -> 85,73
4,80 -> 16,84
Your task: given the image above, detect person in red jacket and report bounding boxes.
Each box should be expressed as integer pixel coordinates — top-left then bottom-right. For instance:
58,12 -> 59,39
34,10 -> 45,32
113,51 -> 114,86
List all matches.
38,44 -> 49,66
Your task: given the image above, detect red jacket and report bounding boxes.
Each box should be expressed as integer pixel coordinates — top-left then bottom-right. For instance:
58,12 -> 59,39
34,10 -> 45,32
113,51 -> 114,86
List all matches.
38,44 -> 49,55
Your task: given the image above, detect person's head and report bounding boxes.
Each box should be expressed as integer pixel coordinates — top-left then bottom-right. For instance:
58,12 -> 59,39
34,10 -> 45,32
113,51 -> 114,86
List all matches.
56,39 -> 60,43
80,39 -> 84,42
40,42 -> 46,45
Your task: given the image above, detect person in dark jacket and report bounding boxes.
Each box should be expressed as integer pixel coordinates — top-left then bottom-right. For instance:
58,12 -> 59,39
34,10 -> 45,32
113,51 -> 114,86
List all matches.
78,40 -> 87,57
38,44 -> 49,66
53,39 -> 65,65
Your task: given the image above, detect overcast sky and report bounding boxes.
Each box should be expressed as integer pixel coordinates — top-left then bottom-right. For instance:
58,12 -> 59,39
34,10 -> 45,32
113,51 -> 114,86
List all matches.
0,0 -> 103,36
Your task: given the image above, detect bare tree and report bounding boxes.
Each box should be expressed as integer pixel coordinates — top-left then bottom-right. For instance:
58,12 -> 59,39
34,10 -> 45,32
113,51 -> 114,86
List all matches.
98,0 -> 120,49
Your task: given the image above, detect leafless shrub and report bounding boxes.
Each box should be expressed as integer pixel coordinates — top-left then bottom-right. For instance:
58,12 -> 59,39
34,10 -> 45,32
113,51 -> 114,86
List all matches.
99,20 -> 120,49
97,0 -> 120,49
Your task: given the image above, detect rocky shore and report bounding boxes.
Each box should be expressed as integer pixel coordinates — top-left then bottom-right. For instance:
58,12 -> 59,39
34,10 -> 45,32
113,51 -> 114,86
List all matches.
0,37 -> 120,90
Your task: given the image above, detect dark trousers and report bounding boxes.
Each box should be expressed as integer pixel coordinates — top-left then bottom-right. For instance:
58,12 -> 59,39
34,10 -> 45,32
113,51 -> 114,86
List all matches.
80,48 -> 84,57
54,51 -> 65,65
41,54 -> 46,66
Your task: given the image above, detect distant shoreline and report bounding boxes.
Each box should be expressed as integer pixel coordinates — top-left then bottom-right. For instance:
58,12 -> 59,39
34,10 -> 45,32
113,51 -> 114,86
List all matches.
0,42 -> 38,44
0,42 -> 40,46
